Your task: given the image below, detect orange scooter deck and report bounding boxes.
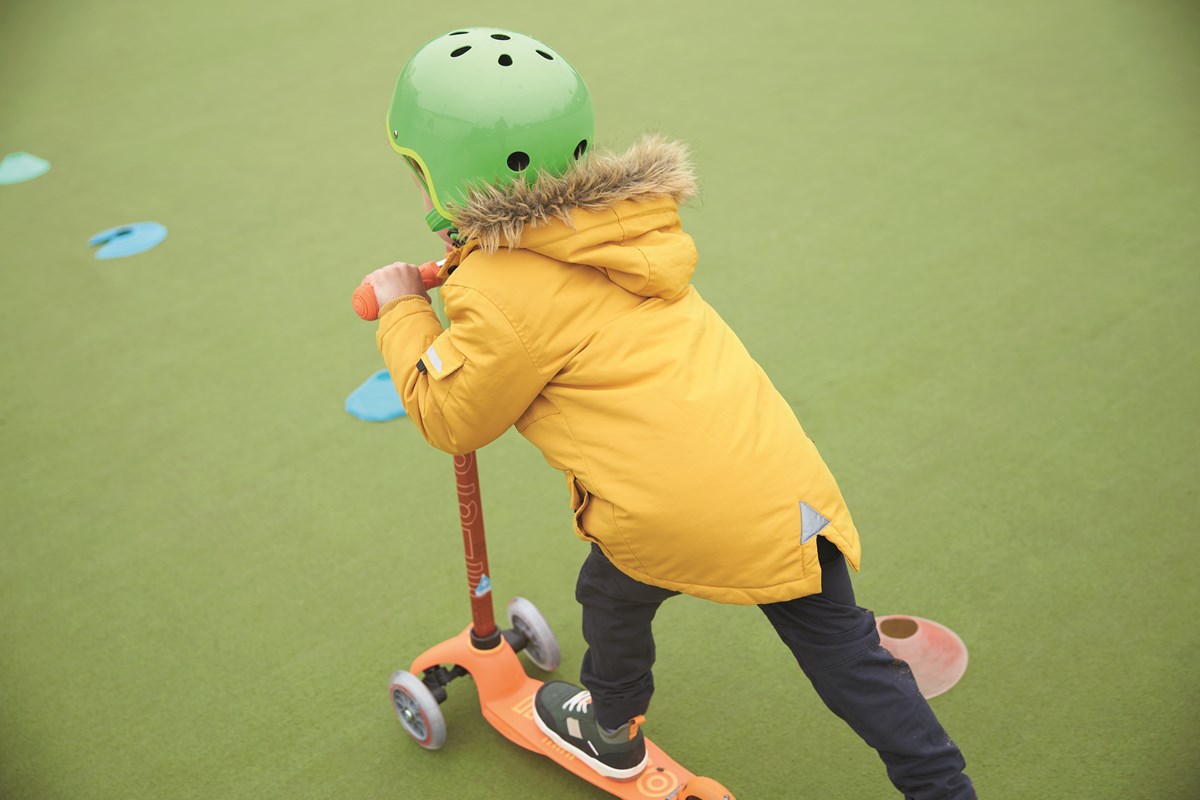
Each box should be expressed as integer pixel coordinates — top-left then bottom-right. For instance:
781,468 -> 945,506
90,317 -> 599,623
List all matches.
412,626 -> 698,799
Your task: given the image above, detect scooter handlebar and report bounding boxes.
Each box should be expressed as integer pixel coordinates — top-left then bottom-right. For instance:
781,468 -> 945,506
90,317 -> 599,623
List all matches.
352,260 -> 444,321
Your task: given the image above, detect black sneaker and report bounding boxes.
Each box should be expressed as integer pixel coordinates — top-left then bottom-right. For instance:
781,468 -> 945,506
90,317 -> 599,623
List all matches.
533,681 -> 648,781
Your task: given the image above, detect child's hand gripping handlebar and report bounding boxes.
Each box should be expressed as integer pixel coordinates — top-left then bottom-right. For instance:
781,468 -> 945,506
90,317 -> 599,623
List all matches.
352,259 -> 445,321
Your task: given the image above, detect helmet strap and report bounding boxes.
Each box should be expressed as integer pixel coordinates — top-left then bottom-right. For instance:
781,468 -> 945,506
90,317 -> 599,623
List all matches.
425,208 -> 453,232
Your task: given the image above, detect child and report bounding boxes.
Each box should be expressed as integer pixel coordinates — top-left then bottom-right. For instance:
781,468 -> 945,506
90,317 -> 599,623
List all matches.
362,27 -> 976,799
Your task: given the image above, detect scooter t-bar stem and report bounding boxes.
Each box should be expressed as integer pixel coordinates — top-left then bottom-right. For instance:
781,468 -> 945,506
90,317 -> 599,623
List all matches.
453,452 -> 500,647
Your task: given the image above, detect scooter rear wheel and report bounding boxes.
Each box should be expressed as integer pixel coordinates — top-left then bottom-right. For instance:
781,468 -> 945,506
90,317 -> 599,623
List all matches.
680,775 -> 736,800
507,596 -> 561,672
389,670 -> 446,750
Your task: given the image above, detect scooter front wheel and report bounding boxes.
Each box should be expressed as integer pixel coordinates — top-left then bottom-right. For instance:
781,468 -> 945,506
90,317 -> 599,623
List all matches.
507,596 -> 561,672
389,670 -> 446,750
680,775 -> 736,800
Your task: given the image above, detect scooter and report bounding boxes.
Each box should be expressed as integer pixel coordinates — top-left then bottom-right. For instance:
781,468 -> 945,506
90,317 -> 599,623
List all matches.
354,272 -> 737,799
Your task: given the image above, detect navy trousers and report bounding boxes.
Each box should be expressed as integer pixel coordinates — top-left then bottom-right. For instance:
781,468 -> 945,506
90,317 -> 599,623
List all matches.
575,540 -> 976,800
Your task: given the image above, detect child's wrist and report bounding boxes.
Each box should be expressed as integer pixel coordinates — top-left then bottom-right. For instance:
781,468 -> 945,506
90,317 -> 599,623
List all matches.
378,294 -> 430,318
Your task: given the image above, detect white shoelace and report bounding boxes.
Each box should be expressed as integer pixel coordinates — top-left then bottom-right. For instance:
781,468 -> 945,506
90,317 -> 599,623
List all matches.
562,690 -> 593,714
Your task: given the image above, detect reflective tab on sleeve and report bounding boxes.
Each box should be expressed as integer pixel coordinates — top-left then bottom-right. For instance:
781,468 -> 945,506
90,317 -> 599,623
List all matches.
424,344 -> 444,374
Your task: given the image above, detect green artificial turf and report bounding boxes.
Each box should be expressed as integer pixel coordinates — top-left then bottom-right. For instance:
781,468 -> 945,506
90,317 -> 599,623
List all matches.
2,1 -> 1198,798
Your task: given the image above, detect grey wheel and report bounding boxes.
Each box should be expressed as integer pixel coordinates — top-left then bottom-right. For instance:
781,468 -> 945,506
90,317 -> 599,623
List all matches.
388,670 -> 446,750
507,596 -> 561,672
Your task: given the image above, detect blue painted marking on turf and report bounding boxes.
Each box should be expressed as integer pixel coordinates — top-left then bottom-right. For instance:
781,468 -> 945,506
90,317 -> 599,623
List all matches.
88,222 -> 168,260
0,152 -> 51,185
345,369 -> 407,422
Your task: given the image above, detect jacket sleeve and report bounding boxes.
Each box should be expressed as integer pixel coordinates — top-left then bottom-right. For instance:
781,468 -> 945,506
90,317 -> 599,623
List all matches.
376,285 -> 546,454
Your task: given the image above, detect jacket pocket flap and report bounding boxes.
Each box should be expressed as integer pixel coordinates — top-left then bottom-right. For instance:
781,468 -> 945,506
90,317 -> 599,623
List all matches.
420,338 -> 465,381
566,472 -> 584,510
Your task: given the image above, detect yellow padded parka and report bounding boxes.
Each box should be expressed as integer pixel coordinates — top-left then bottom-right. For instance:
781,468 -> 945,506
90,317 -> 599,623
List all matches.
376,136 -> 861,604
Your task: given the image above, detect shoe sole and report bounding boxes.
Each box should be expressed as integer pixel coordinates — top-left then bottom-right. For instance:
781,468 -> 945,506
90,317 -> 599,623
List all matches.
533,704 -> 649,782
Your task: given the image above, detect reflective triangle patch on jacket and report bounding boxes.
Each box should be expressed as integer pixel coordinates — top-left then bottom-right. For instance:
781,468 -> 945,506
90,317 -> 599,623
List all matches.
800,501 -> 830,544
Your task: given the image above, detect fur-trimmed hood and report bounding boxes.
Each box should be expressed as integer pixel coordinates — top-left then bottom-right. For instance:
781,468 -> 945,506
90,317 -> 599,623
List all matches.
453,134 -> 698,252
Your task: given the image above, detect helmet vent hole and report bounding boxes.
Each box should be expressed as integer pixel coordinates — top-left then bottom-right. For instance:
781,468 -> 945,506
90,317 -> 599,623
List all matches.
507,151 -> 530,172
574,140 -> 588,160
449,30 -> 468,35
536,49 -> 554,60
490,33 -> 511,40
498,54 -> 513,67
451,46 -> 471,57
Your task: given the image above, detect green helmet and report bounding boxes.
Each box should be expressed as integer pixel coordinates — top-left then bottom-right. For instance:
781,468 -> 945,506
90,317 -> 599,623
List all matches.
387,28 -> 594,232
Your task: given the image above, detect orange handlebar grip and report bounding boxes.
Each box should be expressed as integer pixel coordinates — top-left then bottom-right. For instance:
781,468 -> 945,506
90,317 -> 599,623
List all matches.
352,260 -> 444,322
418,260 -> 444,289
352,284 -> 380,321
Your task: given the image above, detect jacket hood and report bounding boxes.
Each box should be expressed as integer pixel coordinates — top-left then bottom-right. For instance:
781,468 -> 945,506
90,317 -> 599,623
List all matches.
453,135 -> 699,300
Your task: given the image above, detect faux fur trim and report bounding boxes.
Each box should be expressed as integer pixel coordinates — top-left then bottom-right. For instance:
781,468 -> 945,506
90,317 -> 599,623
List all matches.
452,134 -> 697,252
